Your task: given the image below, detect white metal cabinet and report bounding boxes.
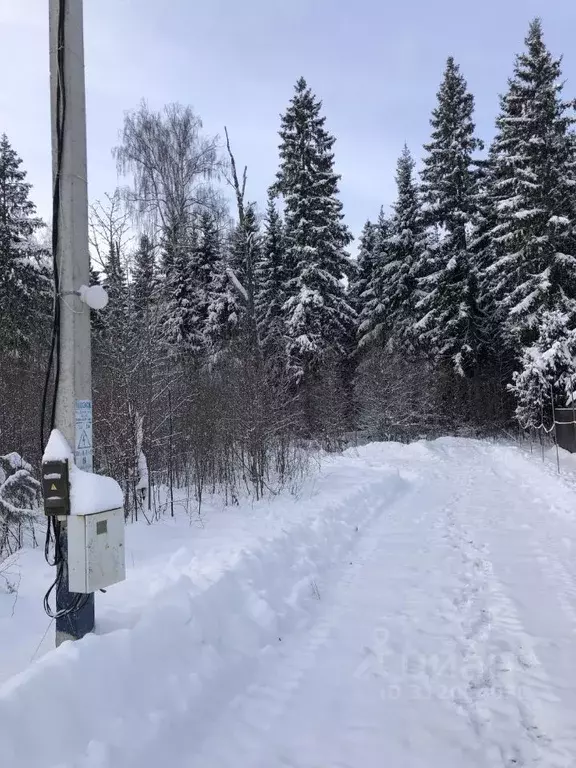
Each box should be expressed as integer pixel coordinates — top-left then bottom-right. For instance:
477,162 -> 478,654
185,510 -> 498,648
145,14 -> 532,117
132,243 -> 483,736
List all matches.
67,507 -> 125,593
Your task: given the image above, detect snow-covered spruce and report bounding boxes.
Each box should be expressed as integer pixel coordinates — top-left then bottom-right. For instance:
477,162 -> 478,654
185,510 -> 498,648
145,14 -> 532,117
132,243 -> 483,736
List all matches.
481,19 -> 576,350
511,310 -> 576,428
0,452 -> 40,560
357,207 -> 392,348
0,134 -> 50,357
358,147 -> 423,352
412,57 -> 484,376
275,77 -> 356,383
256,191 -> 288,362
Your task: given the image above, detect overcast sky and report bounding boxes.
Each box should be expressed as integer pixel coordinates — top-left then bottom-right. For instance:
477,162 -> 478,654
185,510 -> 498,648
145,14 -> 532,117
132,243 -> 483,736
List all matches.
1,0 -> 575,244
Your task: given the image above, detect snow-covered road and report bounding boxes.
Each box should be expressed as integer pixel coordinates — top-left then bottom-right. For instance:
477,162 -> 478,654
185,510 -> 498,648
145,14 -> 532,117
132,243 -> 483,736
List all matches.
191,440 -> 576,768
3,439 -> 576,767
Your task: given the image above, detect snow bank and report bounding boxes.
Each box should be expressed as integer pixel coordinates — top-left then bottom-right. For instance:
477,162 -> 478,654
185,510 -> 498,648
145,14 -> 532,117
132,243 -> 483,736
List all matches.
0,451 -> 410,768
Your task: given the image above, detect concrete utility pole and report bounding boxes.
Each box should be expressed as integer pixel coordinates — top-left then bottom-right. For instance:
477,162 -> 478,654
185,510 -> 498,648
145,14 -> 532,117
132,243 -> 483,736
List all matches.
49,0 -> 95,646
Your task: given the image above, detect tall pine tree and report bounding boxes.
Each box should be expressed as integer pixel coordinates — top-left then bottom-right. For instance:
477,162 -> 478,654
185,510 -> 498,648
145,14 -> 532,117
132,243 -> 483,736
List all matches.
256,192 -> 286,356
413,58 -> 484,376
385,145 -> 423,347
161,222 -> 200,352
482,19 -> 576,350
163,212 -> 224,356
205,206 -> 260,356
357,208 -> 393,348
132,234 -> 156,316
99,237 -> 131,367
510,309 -> 576,428
0,134 -> 49,354
275,77 -> 355,382
349,219 -> 376,320
191,210 -> 222,354
104,242 -> 126,316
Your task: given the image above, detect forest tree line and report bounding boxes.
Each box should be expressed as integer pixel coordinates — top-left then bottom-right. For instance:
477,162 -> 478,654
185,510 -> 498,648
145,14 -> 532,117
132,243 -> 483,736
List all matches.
0,18 -> 575,546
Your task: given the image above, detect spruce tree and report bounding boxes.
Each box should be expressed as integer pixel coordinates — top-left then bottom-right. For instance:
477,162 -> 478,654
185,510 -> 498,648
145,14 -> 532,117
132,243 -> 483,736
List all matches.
94,239 -> 133,393
193,210 -> 223,353
102,240 -> 128,337
0,134 -> 48,354
349,219 -> 376,319
510,310 -> 576,427
229,203 -> 260,297
104,242 -> 126,308
195,211 -> 221,299
129,234 -> 159,389
256,192 -> 286,355
414,58 -> 484,376
275,77 -> 355,381
163,212 -> 223,356
161,223 -> 200,352
482,19 -> 576,349
0,451 -> 41,557
470,149 -> 499,330
205,207 -> 260,356
385,145 -> 423,346
132,234 -> 156,315
357,207 -> 393,348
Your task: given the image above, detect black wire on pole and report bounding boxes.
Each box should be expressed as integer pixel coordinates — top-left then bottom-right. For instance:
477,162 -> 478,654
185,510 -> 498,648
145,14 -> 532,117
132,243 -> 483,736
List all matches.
42,0 -> 89,620
40,0 -> 65,460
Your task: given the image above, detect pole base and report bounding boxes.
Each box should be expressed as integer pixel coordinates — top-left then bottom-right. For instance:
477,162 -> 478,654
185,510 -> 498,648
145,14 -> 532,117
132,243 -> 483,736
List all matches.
55,589 -> 95,645
55,525 -> 95,646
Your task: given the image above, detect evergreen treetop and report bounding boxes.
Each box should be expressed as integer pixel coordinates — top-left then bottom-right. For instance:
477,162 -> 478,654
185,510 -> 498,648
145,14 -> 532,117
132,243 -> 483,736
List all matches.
357,208 -> 394,349
483,18 -> 576,346
413,58 -> 484,375
349,219 -> 376,319
275,77 -> 355,380
256,191 -> 286,354
421,57 -> 483,235
132,234 -> 156,313
386,145 -> 423,345
0,134 -> 49,354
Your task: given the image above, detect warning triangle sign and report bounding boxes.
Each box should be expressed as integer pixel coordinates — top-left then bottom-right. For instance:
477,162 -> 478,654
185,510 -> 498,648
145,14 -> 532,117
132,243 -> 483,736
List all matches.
77,430 -> 91,450
50,483 -> 57,491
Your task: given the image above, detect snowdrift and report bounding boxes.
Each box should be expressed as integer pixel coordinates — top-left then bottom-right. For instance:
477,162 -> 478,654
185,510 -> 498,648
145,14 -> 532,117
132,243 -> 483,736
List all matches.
0,449 -> 411,768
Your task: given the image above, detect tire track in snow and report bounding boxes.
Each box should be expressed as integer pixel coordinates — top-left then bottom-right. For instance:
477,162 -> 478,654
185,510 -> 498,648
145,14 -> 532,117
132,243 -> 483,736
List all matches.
191,476 -> 487,768
88,471 -> 414,768
187,483 -> 426,768
209,440 -> 576,768
195,441 -> 576,768
440,448 -> 576,767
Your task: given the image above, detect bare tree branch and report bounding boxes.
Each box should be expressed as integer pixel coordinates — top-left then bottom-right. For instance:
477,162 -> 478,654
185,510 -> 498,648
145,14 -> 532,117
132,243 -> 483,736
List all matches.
115,102 -> 224,241
224,125 -> 245,227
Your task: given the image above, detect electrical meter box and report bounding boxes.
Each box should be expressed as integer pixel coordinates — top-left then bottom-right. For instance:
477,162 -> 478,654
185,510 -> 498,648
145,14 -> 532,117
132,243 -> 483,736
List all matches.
67,507 -> 125,593
42,460 -> 70,515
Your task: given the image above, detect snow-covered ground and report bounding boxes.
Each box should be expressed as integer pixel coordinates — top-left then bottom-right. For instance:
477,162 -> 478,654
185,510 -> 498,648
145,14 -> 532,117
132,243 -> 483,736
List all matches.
2,438 -> 576,767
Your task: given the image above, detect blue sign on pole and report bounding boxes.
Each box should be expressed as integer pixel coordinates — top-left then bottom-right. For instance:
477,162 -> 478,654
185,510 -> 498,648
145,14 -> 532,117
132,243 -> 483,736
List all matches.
75,399 -> 93,472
